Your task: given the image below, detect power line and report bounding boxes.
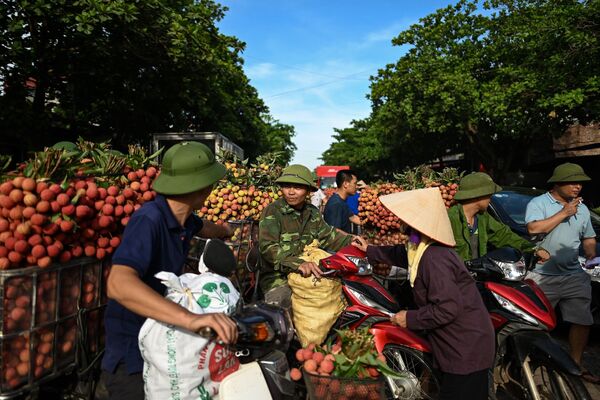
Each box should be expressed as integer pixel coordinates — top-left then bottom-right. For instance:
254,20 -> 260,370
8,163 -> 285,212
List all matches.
244,54 -> 371,81
265,71 -> 372,98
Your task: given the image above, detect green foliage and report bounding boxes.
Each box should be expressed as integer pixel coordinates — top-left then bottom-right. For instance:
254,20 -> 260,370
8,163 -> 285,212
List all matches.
323,0 -> 600,178
321,118 -> 395,179
0,156 -> 12,174
393,165 -> 464,189
0,0 -> 295,162
258,115 -> 297,165
321,327 -> 402,379
19,137 -> 160,181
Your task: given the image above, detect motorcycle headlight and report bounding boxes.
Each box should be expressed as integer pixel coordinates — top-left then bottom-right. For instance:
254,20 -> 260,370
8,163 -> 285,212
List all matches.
347,256 -> 373,275
492,292 -> 538,326
493,259 -> 527,281
246,321 -> 275,342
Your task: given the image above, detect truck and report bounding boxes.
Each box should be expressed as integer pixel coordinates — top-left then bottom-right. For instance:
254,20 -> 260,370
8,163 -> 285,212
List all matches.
151,132 -> 244,162
314,165 -> 349,189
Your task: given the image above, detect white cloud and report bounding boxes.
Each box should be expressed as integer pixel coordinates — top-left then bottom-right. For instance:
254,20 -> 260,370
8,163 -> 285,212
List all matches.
245,62 -> 276,79
350,20 -> 416,51
238,27 -> 410,169
267,95 -> 372,169
240,59 -> 377,168
365,22 -> 406,43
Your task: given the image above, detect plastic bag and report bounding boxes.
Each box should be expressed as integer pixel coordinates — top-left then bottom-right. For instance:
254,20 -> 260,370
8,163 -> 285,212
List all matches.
139,271 -> 240,400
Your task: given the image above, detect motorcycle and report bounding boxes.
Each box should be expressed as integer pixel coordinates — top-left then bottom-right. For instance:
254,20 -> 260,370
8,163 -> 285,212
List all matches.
216,302 -> 297,400
579,255 -> 600,325
188,238 -> 298,400
319,245 -> 440,400
466,247 -> 591,400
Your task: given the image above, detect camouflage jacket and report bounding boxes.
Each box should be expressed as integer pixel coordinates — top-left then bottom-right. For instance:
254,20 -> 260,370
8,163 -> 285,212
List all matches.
258,198 -> 352,292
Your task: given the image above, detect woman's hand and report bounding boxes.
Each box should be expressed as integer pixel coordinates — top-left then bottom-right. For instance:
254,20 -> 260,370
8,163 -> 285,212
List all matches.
390,310 -> 408,328
351,236 -> 368,252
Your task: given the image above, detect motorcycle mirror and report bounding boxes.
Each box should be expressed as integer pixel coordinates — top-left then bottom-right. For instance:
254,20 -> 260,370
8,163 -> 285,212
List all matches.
201,239 -> 237,278
485,247 -> 522,263
529,233 -> 547,242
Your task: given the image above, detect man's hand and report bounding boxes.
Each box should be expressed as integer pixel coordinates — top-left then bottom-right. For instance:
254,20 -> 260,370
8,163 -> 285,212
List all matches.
298,261 -> 322,278
349,214 -> 362,226
535,248 -> 551,262
187,313 -> 238,344
562,197 -> 581,217
390,310 -> 408,328
220,222 -> 235,238
351,236 -> 368,252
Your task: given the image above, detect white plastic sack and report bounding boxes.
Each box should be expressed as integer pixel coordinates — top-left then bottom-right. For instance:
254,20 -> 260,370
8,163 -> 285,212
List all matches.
139,271 -> 240,400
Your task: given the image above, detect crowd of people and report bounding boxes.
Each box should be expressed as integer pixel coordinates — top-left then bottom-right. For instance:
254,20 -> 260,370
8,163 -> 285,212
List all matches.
100,141 -> 598,399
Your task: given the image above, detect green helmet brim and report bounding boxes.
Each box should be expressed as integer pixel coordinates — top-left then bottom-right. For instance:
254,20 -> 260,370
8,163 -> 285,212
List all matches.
453,183 -> 502,201
152,162 -> 226,195
275,175 -> 318,191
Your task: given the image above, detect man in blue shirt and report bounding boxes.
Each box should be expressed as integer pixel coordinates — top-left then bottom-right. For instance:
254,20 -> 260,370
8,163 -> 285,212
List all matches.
323,169 -> 361,233
101,142 -> 237,399
345,180 -> 366,234
525,163 -> 598,383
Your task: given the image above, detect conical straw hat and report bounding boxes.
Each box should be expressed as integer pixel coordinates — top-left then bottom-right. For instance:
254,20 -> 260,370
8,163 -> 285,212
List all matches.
379,188 -> 456,247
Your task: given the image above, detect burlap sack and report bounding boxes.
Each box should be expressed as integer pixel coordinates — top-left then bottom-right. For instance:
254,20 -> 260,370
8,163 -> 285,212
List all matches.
288,240 -> 345,346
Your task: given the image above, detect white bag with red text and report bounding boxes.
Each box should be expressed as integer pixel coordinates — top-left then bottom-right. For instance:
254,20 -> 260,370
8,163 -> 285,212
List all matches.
138,271 -> 240,400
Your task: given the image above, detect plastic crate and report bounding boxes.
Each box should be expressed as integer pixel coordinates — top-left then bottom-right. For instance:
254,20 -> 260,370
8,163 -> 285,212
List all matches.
0,258 -> 110,398
82,306 -> 105,357
223,220 -> 259,300
303,370 -> 386,400
224,219 -> 258,269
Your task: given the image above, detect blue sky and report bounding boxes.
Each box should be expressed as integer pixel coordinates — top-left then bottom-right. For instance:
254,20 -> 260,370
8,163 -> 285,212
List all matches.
218,1 -> 456,169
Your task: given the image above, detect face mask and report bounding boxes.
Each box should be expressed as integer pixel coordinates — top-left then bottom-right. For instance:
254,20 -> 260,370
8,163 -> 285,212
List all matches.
408,229 -> 421,245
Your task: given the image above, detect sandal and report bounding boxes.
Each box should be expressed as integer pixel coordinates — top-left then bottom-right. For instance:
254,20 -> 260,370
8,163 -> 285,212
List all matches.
581,369 -> 600,384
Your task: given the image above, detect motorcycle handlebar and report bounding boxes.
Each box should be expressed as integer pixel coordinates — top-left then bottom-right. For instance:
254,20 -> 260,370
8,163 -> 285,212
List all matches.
523,252 -> 540,271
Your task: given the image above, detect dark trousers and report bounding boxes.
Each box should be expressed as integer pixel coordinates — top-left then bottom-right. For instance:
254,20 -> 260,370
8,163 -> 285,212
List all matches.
439,368 -> 489,400
102,363 -> 144,400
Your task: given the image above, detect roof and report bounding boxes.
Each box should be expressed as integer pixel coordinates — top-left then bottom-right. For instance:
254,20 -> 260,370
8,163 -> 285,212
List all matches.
315,166 -> 349,177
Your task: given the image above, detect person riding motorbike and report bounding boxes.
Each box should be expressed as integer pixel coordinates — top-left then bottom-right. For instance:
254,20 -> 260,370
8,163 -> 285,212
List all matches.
352,188 -> 495,400
101,142 -> 237,400
258,164 -> 354,310
448,172 -> 549,262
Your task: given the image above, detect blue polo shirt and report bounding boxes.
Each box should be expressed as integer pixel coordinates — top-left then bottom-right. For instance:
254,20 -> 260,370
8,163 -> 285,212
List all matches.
101,194 -> 203,374
346,193 -> 360,215
323,193 -> 353,233
525,192 -> 596,275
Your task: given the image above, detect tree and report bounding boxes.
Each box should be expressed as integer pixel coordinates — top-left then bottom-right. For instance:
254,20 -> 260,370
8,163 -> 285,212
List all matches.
0,0 -> 295,161
258,115 -> 297,165
323,0 -> 600,178
321,118 -> 395,179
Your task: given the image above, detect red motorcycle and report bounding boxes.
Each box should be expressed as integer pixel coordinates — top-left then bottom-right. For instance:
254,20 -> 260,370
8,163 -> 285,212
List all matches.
467,247 -> 591,400
320,245 -> 440,400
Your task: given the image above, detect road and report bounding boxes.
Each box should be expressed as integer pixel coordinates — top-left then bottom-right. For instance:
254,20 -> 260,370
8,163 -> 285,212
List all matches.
554,323 -> 600,398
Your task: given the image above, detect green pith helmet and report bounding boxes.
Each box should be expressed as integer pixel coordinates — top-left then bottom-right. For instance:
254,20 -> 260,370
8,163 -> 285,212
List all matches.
275,164 -> 318,191
152,141 -> 226,195
51,141 -> 77,151
547,163 -> 591,184
454,172 -> 502,201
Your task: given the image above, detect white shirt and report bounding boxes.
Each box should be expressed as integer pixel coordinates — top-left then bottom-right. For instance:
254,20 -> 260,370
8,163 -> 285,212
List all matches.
311,189 -> 326,208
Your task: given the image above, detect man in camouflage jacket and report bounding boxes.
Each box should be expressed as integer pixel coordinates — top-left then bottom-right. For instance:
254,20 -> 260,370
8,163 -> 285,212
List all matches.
259,164 -> 352,308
